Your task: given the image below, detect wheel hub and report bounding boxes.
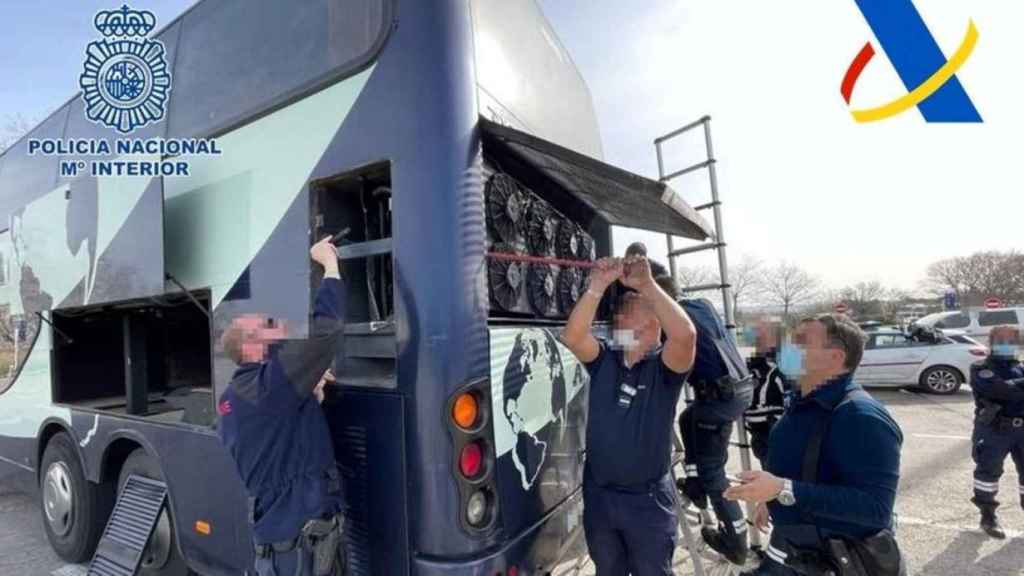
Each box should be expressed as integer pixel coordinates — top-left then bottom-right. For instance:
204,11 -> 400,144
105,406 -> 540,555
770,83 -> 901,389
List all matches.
927,370 -> 957,392
43,462 -> 74,537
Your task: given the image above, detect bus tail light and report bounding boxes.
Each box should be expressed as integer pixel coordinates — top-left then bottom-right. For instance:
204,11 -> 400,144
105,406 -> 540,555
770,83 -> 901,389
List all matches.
459,441 -> 485,478
453,392 -> 480,430
466,489 -> 490,526
447,379 -> 499,534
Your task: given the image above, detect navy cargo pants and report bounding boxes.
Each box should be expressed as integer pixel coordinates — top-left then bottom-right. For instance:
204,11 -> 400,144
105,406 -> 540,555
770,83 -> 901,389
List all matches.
582,472 -> 678,576
254,547 -> 315,576
679,401 -> 748,547
972,418 -> 1024,512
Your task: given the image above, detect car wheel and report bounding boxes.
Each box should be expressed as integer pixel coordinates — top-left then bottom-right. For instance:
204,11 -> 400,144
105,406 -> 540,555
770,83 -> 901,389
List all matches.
118,449 -> 189,576
39,432 -> 113,563
919,365 -> 963,395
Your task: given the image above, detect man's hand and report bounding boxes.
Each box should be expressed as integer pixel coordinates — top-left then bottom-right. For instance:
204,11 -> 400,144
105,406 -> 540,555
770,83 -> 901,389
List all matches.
313,369 -> 336,404
723,470 -> 784,503
622,256 -> 655,292
753,502 -> 770,533
311,236 -> 341,279
588,258 -> 623,294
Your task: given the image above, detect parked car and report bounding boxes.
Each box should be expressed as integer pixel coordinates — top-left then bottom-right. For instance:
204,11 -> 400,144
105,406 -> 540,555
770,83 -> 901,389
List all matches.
854,329 -> 988,394
912,307 -> 1024,346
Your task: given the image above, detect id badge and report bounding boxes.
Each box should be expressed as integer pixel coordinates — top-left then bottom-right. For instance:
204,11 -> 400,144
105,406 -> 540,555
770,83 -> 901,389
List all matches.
618,382 -> 637,408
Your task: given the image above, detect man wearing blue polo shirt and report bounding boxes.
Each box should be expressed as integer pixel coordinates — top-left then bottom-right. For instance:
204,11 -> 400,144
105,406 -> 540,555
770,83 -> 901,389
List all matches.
725,314 -> 904,575
561,257 -> 696,576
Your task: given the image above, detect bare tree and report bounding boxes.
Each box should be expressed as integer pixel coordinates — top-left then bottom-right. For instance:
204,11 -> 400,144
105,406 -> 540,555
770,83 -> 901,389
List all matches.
0,114 -> 35,154
924,251 -> 1024,307
675,264 -> 717,291
837,281 -> 889,318
761,261 -> 821,320
729,254 -> 764,314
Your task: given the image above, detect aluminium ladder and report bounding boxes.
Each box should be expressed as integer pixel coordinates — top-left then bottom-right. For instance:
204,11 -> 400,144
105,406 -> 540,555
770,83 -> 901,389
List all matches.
655,116 -> 761,574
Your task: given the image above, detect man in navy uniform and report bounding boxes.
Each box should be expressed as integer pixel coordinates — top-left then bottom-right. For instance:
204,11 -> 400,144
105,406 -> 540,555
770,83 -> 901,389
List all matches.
725,314 -> 903,576
970,324 -> 1024,539
561,256 -> 696,576
744,319 -> 788,466
676,297 -> 754,566
218,236 -> 347,576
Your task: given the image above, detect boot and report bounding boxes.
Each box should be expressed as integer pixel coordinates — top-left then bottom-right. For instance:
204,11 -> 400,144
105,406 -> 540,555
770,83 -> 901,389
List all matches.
980,509 -> 1006,539
701,525 -> 749,566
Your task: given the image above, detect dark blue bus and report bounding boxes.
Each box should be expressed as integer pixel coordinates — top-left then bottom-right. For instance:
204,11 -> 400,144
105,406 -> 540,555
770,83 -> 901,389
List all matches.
0,1 -> 711,574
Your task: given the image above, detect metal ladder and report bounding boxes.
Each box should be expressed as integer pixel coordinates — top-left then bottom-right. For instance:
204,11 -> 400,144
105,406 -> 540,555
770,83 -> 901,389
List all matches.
654,116 -> 761,572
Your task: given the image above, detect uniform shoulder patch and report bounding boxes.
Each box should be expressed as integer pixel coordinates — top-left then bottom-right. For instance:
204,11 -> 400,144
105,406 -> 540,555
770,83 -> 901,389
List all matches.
978,369 -> 995,378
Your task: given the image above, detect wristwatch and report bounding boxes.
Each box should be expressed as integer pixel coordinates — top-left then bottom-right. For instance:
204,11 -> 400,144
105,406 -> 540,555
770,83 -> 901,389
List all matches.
777,479 -> 796,506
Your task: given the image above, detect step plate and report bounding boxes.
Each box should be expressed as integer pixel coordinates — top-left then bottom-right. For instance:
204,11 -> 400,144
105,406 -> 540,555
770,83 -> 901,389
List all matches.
87,475 -> 168,576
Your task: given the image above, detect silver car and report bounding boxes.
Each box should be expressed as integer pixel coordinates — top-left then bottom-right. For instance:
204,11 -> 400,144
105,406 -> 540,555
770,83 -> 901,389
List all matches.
854,329 -> 988,394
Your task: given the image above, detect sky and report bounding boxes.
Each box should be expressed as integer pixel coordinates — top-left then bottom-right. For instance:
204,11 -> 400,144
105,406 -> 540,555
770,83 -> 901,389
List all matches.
2,1 -> 1022,294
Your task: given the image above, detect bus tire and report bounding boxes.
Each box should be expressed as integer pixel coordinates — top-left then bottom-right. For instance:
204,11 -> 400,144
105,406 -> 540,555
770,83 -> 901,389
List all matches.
39,432 -> 112,563
119,449 -> 189,576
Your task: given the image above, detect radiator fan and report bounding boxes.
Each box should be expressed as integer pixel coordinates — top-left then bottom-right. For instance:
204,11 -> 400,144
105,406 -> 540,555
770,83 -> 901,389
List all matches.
556,220 -> 582,260
488,245 -> 525,312
526,199 -> 560,256
527,264 -> 557,316
577,231 -> 596,262
486,173 -> 527,244
557,267 -> 584,314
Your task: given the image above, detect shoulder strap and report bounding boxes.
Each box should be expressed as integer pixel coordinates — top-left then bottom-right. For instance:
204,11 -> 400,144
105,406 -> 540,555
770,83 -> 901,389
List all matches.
801,388 -> 869,483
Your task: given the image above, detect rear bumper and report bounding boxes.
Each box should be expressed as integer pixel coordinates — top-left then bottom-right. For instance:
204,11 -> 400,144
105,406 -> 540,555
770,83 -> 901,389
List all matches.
411,488 -> 586,576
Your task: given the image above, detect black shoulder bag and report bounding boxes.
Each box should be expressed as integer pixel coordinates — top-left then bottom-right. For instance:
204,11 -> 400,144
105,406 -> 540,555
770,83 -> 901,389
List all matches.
794,388 -> 905,576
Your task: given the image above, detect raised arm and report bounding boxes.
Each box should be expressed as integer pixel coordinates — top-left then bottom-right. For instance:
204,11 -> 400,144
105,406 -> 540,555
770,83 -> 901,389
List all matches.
622,257 -> 696,374
560,258 -> 621,363
275,237 -> 346,399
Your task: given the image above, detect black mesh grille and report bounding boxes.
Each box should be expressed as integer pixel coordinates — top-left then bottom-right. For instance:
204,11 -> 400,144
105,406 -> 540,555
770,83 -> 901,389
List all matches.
527,264 -> 557,316
485,172 -> 527,244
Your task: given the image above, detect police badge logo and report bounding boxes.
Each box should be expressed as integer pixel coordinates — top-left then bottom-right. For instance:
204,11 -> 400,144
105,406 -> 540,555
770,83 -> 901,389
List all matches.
79,5 -> 171,134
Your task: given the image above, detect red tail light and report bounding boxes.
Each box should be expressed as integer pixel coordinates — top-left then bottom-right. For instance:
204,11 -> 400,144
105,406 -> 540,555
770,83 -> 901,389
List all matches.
969,347 -> 988,357
459,441 -> 484,478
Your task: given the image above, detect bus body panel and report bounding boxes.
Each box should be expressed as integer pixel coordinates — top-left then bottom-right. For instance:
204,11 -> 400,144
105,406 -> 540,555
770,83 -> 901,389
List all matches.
0,0 -> 609,573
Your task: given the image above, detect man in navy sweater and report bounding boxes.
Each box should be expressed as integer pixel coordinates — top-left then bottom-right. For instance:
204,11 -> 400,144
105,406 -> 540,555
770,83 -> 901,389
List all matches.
725,314 -> 903,575
218,236 -> 347,576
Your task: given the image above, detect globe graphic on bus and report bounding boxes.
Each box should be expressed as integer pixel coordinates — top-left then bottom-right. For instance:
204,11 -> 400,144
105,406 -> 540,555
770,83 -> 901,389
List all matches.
100,58 -> 149,107
502,329 -> 568,490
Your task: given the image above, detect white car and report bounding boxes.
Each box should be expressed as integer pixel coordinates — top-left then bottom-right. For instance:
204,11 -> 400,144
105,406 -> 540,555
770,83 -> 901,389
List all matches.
854,329 -> 988,394
913,307 -> 1024,346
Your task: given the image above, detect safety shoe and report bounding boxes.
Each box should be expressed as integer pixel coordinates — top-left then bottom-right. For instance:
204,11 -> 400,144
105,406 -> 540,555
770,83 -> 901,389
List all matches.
980,512 -> 1006,539
701,525 -> 749,566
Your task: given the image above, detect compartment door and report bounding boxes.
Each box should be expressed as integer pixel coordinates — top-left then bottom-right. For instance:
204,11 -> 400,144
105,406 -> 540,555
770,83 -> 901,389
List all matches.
3,173 -> 165,316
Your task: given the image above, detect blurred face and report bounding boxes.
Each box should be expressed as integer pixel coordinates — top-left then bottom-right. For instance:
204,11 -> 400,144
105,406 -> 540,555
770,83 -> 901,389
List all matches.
755,320 -> 781,352
793,321 -> 847,378
990,326 -> 1021,359
232,314 -> 288,363
614,293 -> 661,352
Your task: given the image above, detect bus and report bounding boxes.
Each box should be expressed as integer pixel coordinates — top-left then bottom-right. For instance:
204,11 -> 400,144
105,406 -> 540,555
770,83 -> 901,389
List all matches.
0,0 -> 713,574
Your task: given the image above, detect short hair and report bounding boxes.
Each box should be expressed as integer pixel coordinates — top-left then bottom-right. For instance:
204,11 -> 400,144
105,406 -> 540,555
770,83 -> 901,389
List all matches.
801,313 -> 866,371
221,325 -> 246,365
625,242 -> 648,257
654,275 -> 679,299
989,324 -> 1021,343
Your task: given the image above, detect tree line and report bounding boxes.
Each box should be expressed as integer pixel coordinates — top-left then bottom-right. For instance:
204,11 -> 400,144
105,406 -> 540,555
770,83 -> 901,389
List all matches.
672,249 -> 1023,324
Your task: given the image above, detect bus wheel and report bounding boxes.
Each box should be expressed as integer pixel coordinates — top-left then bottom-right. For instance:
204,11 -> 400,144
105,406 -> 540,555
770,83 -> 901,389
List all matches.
39,432 -> 112,563
119,449 -> 189,576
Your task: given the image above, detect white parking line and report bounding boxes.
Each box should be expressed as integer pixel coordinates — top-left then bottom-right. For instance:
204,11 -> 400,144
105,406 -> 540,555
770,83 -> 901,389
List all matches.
912,433 -> 971,441
898,515 -> 1024,539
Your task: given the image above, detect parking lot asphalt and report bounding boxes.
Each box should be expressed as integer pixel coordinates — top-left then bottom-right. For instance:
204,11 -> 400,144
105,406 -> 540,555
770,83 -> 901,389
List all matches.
2,387 -> 1022,576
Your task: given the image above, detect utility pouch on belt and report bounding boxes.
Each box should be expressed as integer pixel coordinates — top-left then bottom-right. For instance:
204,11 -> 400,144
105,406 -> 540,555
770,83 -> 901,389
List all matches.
784,547 -> 839,576
825,539 -> 867,576
302,515 -> 345,576
977,399 -> 1002,426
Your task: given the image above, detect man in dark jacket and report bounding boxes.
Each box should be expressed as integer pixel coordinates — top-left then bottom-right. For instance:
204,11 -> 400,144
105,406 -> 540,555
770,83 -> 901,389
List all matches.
969,325 -> 1024,539
725,314 -> 903,576
217,236 -> 347,576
